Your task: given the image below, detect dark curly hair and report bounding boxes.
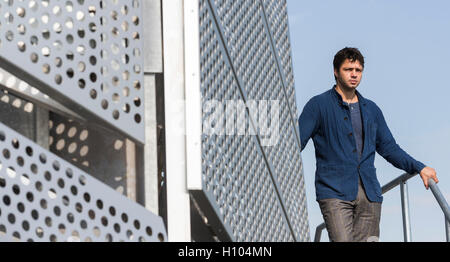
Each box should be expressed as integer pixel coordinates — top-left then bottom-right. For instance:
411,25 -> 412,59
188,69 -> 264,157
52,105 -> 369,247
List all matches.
333,47 -> 365,71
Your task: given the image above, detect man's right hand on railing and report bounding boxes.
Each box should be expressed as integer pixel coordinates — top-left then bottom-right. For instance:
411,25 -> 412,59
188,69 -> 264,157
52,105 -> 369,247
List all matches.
420,166 -> 439,190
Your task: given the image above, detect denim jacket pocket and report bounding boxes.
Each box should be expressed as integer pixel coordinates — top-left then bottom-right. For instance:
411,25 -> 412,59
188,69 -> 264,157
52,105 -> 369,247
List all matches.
368,122 -> 377,147
316,165 -> 348,196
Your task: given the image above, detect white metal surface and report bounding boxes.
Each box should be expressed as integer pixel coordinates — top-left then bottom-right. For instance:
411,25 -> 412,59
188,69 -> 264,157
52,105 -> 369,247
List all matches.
162,0 -> 191,242
184,0 -> 203,191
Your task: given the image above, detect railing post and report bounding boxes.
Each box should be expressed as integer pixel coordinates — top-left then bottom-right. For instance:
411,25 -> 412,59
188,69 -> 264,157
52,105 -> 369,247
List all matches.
428,179 -> 450,242
314,223 -> 326,242
400,180 -> 412,242
446,217 -> 450,242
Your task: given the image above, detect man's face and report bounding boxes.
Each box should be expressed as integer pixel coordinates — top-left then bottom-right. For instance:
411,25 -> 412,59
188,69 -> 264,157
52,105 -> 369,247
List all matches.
334,59 -> 364,90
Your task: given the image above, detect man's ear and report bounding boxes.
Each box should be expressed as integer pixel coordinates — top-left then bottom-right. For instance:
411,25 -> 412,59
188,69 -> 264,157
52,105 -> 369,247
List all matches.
334,69 -> 338,79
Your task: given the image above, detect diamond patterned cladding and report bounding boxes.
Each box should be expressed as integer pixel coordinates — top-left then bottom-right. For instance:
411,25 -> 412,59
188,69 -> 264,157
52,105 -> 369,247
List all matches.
261,0 -> 309,240
199,0 -> 294,242
0,122 -> 166,242
209,0 -> 309,240
0,0 -> 145,143
261,0 -> 299,119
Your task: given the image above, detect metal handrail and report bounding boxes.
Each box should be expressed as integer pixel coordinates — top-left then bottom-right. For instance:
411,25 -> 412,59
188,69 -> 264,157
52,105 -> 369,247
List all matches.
314,173 -> 450,242
428,179 -> 450,220
381,173 -> 417,194
428,179 -> 450,241
313,223 -> 326,243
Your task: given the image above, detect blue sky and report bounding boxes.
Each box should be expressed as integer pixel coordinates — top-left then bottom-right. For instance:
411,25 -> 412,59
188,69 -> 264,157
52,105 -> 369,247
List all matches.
287,0 -> 450,241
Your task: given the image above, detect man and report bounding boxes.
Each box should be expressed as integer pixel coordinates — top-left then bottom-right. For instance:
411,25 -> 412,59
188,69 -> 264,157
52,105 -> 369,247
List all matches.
298,47 -> 438,242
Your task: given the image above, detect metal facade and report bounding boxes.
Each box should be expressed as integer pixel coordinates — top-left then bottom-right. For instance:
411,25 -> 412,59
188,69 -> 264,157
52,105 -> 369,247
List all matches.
0,0 -> 308,242
197,0 -> 309,241
0,0 -> 165,242
0,122 -> 166,242
0,0 -> 145,144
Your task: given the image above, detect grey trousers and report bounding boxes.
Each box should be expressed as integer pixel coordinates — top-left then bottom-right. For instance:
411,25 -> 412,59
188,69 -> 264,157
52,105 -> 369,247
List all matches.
318,178 -> 382,242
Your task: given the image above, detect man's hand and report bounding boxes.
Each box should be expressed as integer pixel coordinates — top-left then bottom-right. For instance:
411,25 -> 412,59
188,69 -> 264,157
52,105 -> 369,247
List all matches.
419,167 -> 438,190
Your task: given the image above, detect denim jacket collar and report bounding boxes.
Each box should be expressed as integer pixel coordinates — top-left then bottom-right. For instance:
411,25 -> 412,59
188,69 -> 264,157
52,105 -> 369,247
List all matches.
331,85 -> 367,107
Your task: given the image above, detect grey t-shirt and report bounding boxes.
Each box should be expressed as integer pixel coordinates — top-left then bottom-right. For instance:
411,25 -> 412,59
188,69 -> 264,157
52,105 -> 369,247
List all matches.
349,102 -> 364,160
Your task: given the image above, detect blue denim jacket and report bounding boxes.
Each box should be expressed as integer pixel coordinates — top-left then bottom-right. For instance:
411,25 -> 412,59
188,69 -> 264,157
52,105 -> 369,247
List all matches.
298,86 -> 426,203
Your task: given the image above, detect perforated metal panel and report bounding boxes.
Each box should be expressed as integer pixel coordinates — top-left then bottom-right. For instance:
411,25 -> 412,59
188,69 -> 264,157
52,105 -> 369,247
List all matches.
198,0 -> 309,241
0,0 -> 145,143
0,122 -> 166,242
48,112 -> 130,195
0,90 -> 36,140
0,68 -> 82,121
